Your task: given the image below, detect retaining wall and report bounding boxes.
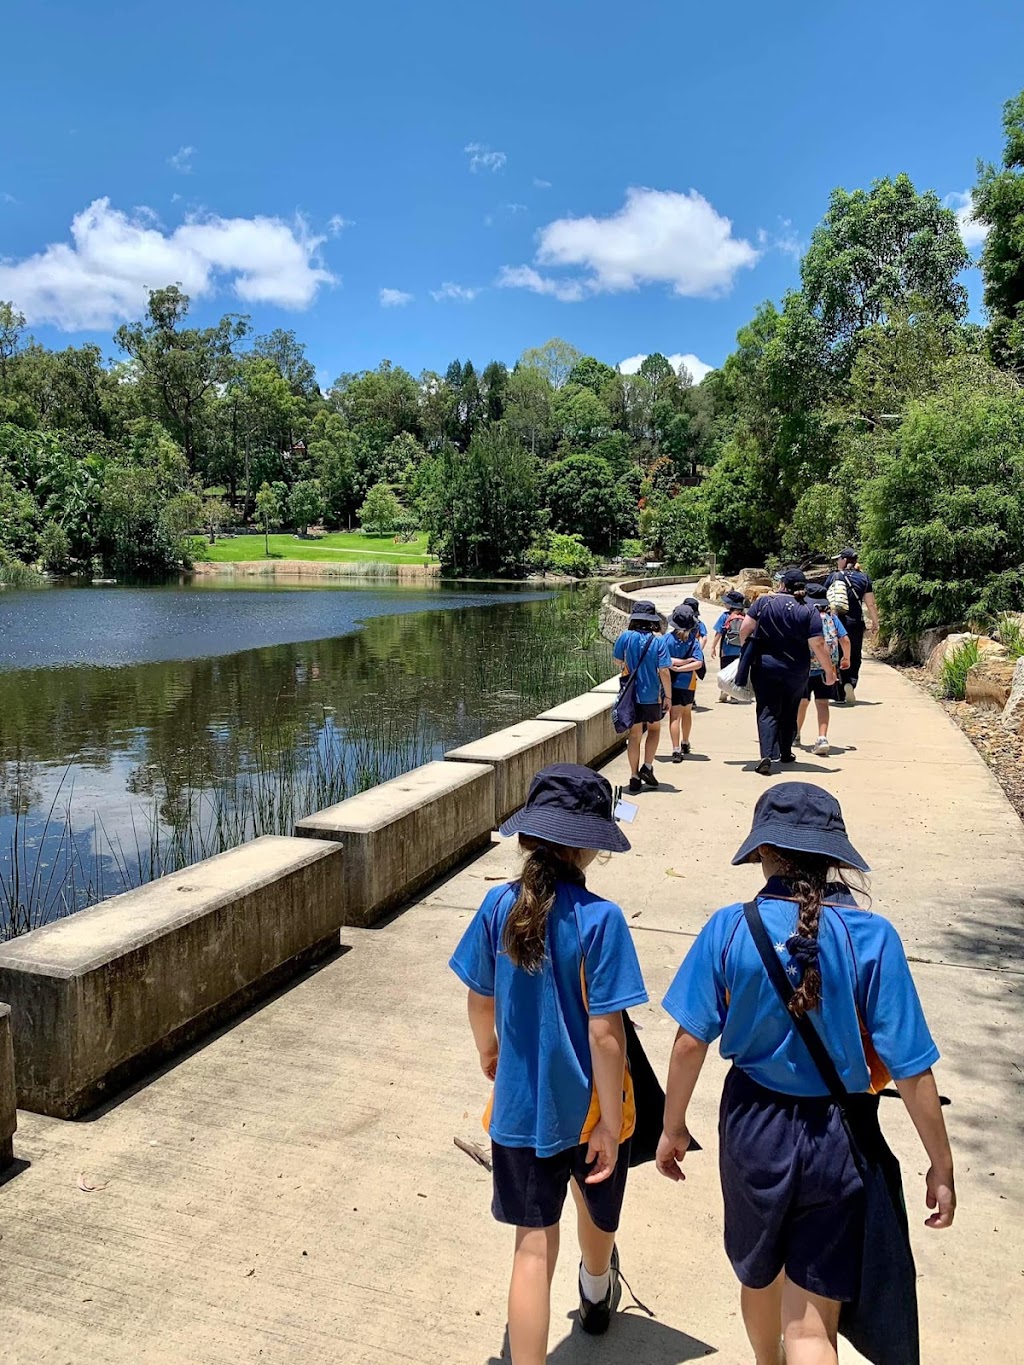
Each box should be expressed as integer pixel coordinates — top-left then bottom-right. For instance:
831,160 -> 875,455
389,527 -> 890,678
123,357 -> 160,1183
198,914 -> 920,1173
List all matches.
446,719 -> 577,823
0,1004 -> 15,1168
537,692 -> 623,767
598,575 -> 699,643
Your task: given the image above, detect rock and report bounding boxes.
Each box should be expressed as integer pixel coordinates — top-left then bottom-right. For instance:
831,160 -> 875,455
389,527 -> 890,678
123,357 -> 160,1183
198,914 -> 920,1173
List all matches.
696,575 -> 733,601
1001,657 -> 1024,735
734,568 -> 773,593
912,625 -> 955,665
965,655 -> 1016,710
925,634 -> 1006,681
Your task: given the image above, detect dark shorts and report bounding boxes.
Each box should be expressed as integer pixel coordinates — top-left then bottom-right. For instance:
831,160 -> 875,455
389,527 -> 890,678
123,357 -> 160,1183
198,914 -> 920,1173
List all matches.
805,675 -> 839,702
491,1138 -> 632,1232
670,690 -> 695,708
719,1068 -> 864,1301
634,702 -> 662,724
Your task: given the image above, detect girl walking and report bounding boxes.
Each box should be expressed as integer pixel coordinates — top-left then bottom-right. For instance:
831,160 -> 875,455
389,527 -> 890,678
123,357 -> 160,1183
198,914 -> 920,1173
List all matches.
450,764 -> 648,1364
665,604 -> 704,761
656,783 -> 955,1365
613,600 -> 673,793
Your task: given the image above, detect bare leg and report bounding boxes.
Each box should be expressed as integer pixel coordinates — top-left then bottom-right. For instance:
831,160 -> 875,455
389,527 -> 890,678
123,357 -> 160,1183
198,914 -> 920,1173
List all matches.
643,720 -> 661,767
680,705 -> 693,744
797,698 -> 809,737
741,1273 -> 785,1365
508,1224 -> 560,1365
781,1277 -> 840,1365
626,725 -> 643,776
569,1179 -> 616,1276
814,698 -> 830,738
669,707 -> 682,750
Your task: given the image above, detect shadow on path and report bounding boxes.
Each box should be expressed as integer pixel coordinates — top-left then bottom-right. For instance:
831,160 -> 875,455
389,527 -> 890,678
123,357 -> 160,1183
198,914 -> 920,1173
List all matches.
486,1309 -> 716,1364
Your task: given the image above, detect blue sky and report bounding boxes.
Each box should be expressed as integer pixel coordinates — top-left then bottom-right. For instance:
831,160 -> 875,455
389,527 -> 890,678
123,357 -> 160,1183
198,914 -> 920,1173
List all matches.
1,0 -> 1020,387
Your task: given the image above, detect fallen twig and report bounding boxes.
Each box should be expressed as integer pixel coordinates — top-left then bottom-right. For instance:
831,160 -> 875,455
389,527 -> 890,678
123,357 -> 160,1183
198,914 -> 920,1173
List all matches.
454,1136 -> 493,1172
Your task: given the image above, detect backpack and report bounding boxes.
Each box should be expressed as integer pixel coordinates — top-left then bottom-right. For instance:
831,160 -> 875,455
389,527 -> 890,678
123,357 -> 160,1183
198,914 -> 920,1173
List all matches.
816,611 -> 841,670
826,578 -> 849,615
723,609 -> 744,651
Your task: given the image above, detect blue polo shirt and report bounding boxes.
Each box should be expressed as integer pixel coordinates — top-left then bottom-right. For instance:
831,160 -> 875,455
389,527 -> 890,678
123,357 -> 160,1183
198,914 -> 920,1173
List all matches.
613,629 -> 672,705
451,881 -> 648,1156
746,594 -> 823,673
666,631 -> 703,695
662,879 -> 939,1097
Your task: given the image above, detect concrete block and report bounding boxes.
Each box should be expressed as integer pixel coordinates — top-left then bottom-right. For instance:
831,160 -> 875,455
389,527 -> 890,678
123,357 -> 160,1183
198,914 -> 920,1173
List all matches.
591,674 -> 623,694
446,719 -> 577,823
0,836 -> 344,1119
537,691 -> 623,767
0,1004 -> 15,1168
296,760 -> 495,924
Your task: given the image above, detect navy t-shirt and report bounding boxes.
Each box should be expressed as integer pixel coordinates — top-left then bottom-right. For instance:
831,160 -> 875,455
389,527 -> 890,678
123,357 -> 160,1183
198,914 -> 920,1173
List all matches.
825,569 -> 873,625
746,594 -> 823,673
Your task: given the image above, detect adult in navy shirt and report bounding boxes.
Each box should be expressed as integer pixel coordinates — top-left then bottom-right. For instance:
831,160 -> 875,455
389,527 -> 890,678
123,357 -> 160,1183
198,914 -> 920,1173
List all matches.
825,547 -> 879,703
739,570 -> 834,775
613,601 -> 673,794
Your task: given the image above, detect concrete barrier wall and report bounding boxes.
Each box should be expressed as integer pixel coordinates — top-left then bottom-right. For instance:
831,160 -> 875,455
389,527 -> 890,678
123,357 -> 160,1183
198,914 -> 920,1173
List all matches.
0,836 -> 343,1118
296,760 -> 495,925
537,691 -> 623,767
0,1005 -> 15,1168
446,720 -> 577,823
599,575 -> 700,643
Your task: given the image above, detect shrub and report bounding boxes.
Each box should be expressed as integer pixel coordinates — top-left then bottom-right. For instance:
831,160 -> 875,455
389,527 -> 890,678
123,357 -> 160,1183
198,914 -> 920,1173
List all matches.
940,638 -> 980,699
547,533 -> 597,578
39,522 -> 71,574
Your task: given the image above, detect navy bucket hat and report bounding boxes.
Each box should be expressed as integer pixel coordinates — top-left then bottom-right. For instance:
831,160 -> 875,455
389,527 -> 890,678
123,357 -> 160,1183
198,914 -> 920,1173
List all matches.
499,763 -> 631,853
731,781 -> 869,872
722,588 -> 746,609
627,598 -> 662,626
803,581 -> 828,603
683,596 -> 701,616
670,604 -> 697,631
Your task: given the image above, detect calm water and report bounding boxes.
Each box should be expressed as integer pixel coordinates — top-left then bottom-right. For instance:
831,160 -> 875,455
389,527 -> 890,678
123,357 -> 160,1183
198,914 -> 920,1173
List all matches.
0,579 -> 612,932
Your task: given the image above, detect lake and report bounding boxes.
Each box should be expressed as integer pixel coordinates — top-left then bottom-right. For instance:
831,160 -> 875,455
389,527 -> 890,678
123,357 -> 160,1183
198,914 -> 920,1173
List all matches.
0,579 -> 613,935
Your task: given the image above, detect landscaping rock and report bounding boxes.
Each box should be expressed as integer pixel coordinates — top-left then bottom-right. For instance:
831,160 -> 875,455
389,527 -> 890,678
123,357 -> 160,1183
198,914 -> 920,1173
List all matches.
966,655 -> 1016,710
734,568 -> 772,594
925,634 -> 1006,680
1001,657 -> 1024,735
695,574 -> 733,601
912,625 -> 955,665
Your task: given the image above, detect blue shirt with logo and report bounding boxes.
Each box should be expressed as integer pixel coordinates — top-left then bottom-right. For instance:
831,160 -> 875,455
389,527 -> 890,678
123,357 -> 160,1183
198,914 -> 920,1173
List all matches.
746,594 -> 824,673
613,629 -> 672,705
662,880 -> 939,1096
451,881 -> 648,1156
665,631 -> 703,695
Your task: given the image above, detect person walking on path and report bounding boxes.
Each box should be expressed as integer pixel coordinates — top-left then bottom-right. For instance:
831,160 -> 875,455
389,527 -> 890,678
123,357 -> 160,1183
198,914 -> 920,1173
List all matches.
798,582 -> 851,757
665,604 -> 704,762
739,570 -> 836,776
682,597 -> 709,650
613,601 -> 673,794
449,765 -> 648,1365
710,589 -> 748,704
825,548 -> 879,704
655,783 -> 956,1365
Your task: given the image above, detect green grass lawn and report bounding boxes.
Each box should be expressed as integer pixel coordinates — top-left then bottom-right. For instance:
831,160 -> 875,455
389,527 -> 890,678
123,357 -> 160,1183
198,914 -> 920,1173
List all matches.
204,531 -> 436,565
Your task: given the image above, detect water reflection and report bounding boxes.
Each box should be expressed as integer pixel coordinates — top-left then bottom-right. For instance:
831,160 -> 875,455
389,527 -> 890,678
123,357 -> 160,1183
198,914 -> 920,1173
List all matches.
0,583 -> 612,932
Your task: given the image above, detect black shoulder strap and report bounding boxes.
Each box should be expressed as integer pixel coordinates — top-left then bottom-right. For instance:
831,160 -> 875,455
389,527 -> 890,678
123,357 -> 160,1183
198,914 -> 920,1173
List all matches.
622,633 -> 653,691
742,901 -> 848,1103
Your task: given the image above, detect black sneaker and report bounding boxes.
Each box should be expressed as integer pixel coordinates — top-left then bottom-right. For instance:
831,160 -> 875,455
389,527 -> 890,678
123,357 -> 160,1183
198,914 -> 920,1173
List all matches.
579,1246 -> 620,1336
755,758 -> 772,776
681,742 -> 691,755
671,749 -> 684,763
780,752 -> 797,764
639,765 -> 659,788
628,775 -> 643,794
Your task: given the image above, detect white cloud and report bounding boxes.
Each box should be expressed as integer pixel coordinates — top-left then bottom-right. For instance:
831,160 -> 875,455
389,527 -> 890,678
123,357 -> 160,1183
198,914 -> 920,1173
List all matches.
2,192 -> 17,205
533,178 -> 552,190
168,145 -> 195,174
946,190 -> 988,250
465,142 -> 506,173
430,281 -> 480,302
0,197 -> 336,331
506,202 -> 528,214
379,287 -> 414,307
496,264 -> 587,303
500,186 -> 758,301
618,352 -> 714,384
327,214 -> 353,236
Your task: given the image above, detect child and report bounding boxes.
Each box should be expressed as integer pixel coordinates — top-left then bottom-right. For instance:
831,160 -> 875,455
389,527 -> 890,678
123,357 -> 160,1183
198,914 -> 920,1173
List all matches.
655,783 -> 955,1365
682,596 -> 709,649
665,604 -> 704,762
613,600 -> 673,793
450,765 -> 648,1365
710,589 -> 748,704
798,582 -> 851,756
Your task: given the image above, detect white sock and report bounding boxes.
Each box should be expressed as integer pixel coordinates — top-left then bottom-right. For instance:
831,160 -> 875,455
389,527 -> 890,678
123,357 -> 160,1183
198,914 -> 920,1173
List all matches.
580,1262 -> 611,1302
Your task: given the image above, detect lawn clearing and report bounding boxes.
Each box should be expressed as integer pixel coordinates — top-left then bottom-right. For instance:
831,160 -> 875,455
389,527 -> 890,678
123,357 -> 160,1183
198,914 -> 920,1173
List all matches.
205,532 -> 436,565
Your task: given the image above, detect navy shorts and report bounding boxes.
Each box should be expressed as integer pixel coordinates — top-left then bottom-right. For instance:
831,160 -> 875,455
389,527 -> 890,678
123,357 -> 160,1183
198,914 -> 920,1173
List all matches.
671,691 -> 695,708
806,675 -> 840,702
634,702 -> 662,724
491,1138 -> 632,1232
719,1068 -> 864,1301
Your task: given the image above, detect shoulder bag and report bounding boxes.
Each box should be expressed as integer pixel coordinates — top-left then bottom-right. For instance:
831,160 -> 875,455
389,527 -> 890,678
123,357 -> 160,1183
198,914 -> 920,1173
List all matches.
742,900 -> 920,1365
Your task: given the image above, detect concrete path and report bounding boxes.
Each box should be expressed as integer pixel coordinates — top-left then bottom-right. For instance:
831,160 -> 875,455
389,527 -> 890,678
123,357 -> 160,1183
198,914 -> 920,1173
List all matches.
3,598 -> 1023,1364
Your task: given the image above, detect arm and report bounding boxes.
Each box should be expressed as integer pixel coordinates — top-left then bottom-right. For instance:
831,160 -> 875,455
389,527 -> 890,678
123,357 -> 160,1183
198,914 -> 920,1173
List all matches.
894,1069 -> 956,1228
863,590 -> 879,632
840,636 -> 852,669
467,989 -> 498,1079
739,614 -> 758,644
656,1028 -> 710,1181
659,664 -> 673,709
585,1011 -> 627,1184
671,657 -> 703,674
709,631 -> 721,659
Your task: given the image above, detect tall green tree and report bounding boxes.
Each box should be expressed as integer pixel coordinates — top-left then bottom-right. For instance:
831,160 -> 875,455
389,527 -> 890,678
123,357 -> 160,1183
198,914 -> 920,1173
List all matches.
974,89 -> 1024,372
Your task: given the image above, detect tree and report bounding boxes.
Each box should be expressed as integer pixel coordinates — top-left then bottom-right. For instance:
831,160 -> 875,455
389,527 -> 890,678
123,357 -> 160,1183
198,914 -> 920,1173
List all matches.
504,366 -> 554,455
974,90 -> 1024,372
552,384 -> 611,448
255,481 -> 283,555
288,479 -> 324,536
801,175 -> 969,356
115,287 -> 249,468
567,356 -> 618,397
518,338 -> 582,390
649,489 -> 709,566
544,453 -> 626,553
359,481 -> 402,536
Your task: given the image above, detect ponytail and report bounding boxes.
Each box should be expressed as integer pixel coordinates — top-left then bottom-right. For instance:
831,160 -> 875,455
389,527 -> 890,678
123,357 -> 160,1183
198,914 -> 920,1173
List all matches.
503,837 -> 584,973
769,850 -> 863,1018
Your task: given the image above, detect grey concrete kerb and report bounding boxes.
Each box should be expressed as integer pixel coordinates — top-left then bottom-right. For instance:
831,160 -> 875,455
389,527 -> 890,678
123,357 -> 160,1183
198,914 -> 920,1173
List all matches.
0,1003 -> 16,1168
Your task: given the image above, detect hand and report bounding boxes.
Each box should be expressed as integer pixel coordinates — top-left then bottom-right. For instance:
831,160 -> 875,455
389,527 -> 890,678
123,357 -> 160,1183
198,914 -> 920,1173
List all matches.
584,1121 -> 620,1185
925,1166 -> 956,1228
479,1043 -> 498,1081
656,1128 -> 691,1182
